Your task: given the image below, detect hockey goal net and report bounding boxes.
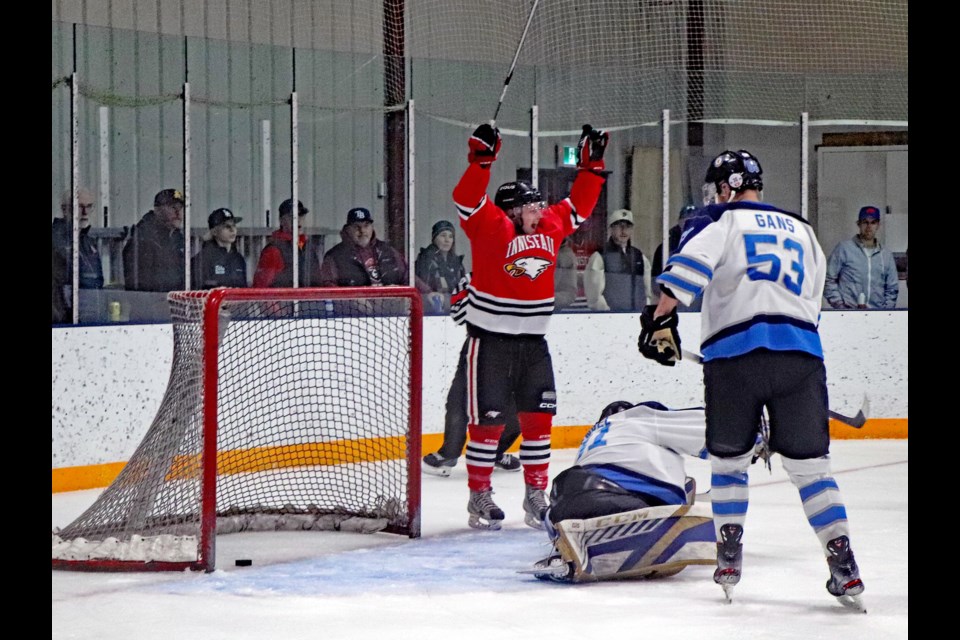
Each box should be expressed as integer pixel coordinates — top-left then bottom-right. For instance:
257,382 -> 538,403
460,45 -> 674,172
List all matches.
52,287 -> 422,572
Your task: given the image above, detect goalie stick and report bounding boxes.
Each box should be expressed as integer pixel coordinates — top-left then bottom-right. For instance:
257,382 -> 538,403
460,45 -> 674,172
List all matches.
679,349 -> 869,428
490,0 -> 541,126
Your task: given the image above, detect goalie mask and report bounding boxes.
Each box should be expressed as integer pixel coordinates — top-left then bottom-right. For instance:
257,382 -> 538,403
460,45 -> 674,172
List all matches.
595,400 -> 635,425
703,150 -> 763,204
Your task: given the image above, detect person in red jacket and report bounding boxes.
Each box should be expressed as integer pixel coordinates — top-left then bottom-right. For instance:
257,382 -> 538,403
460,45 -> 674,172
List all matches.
452,122 -> 608,531
253,198 -> 319,287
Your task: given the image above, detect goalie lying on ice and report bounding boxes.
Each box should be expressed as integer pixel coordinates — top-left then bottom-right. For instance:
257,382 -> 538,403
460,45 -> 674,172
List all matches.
526,400 -> 721,583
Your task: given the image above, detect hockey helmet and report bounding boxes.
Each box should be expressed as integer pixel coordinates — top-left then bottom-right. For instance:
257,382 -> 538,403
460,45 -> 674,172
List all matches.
703,150 -> 763,203
494,180 -> 543,211
596,400 -> 635,424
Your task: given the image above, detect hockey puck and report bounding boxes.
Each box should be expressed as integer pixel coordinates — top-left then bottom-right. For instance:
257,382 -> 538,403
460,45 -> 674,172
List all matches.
235,559 -> 252,567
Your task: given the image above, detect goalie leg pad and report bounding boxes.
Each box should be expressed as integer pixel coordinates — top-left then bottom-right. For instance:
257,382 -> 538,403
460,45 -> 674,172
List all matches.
554,503 -> 716,582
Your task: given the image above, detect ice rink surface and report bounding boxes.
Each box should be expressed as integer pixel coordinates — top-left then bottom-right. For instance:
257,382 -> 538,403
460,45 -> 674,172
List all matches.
52,440 -> 907,639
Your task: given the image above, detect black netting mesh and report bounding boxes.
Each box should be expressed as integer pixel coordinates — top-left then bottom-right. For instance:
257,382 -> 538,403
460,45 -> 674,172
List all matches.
53,288 -> 417,569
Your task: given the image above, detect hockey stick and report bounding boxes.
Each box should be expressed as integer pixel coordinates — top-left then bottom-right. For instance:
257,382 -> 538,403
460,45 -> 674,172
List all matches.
490,0 -> 541,126
680,349 -> 869,428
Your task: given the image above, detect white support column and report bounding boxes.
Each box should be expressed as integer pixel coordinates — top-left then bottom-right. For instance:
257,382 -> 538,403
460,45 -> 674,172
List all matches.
800,112 -> 809,220
262,120 -> 272,226
407,99 -> 416,287
99,106 -> 110,227
290,91 -> 299,288
661,109 -> 671,266
183,81 -> 192,290
530,105 -> 539,189
70,72 -> 79,324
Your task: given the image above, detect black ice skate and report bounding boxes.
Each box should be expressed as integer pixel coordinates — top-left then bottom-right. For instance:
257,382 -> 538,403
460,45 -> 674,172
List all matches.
423,452 -> 458,477
495,453 -> 521,472
825,535 -> 866,613
467,488 -> 505,530
522,485 -> 550,530
713,523 -> 743,603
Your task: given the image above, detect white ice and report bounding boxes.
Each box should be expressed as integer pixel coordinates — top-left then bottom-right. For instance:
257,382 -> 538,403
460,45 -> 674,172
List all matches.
52,441 -> 907,639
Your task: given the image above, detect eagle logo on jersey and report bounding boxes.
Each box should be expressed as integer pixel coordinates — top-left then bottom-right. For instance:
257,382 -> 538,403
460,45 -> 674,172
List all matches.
504,256 -> 552,280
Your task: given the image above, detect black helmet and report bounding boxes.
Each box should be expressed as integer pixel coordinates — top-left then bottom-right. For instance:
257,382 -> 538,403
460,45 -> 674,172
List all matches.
494,181 -> 543,210
704,149 -> 763,195
596,400 -> 635,425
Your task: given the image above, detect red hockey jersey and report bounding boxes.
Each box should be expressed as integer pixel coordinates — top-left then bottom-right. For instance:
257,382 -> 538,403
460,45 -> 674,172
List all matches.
452,164 -> 605,335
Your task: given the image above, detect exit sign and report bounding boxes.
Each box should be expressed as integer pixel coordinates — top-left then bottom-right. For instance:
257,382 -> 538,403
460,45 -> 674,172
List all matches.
561,146 -> 578,166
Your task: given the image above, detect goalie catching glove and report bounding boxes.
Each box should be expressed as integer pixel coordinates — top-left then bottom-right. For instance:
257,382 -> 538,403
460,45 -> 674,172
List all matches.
468,123 -> 502,167
638,305 -> 681,366
577,124 -> 609,173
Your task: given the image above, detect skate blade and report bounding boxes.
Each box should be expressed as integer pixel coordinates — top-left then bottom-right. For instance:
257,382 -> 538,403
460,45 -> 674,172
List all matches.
422,465 -> 452,478
523,513 -> 546,530
467,514 -> 502,531
836,594 -> 867,613
517,558 -> 571,582
721,584 -> 735,603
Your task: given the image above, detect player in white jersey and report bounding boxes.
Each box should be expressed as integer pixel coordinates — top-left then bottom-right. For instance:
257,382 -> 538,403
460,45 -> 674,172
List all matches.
526,400 -> 722,583
637,150 -> 866,611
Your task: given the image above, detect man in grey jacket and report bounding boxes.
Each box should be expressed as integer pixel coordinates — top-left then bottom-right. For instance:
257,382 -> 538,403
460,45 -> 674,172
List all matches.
824,205 -> 899,309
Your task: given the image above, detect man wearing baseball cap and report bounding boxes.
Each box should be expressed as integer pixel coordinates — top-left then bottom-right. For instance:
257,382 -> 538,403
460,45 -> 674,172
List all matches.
583,209 -> 652,311
253,198 -> 320,287
122,188 -> 186,292
824,205 -> 899,309
191,207 -> 248,289
318,207 -> 429,290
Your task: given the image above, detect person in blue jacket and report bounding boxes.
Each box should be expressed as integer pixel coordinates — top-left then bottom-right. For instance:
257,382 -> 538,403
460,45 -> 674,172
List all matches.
824,205 -> 899,309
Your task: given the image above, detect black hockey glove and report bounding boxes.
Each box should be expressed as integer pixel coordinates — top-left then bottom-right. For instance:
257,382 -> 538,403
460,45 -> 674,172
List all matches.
638,304 -> 681,366
468,123 -> 502,167
576,124 -> 609,173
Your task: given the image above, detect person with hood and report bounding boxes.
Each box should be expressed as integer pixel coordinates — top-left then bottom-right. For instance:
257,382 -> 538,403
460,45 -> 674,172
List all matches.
415,219 -> 467,314
253,198 -> 320,288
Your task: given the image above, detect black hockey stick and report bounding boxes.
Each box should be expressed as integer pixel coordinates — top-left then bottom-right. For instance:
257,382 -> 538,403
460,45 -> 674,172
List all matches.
680,349 -> 869,428
491,0 -> 541,126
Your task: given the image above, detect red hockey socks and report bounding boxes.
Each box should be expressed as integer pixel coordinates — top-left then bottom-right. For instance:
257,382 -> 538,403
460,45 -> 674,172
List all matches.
466,423 -> 505,491
518,412 -> 552,489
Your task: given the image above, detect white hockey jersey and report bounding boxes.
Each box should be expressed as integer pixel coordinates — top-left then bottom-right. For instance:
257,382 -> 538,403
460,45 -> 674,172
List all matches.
656,201 -> 827,362
576,402 -> 707,505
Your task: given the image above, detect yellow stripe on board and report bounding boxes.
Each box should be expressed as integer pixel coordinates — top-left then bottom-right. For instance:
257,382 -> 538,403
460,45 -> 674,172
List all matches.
51,419 -> 907,494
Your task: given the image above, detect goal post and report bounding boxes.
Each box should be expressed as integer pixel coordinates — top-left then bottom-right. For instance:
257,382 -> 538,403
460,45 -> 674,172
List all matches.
53,286 -> 423,572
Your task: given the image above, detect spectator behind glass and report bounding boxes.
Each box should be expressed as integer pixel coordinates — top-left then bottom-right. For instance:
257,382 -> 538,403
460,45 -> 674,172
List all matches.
319,207 -> 430,292
122,188 -> 186,292
52,237 -> 70,323
583,209 -> 652,311
52,187 -> 104,291
415,219 -> 466,313
253,198 -> 319,287
651,204 -> 702,312
824,205 -> 899,309
553,237 -> 579,311
191,207 -> 248,289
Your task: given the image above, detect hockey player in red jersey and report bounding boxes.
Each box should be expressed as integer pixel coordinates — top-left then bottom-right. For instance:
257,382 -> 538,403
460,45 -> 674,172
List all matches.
452,122 -> 608,530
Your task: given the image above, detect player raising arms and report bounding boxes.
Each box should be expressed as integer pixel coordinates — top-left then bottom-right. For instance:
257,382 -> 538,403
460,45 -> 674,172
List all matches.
452,123 -> 608,530
638,150 -> 866,611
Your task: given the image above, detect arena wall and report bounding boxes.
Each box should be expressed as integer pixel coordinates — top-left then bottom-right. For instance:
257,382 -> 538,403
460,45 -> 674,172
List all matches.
52,310 -> 907,491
